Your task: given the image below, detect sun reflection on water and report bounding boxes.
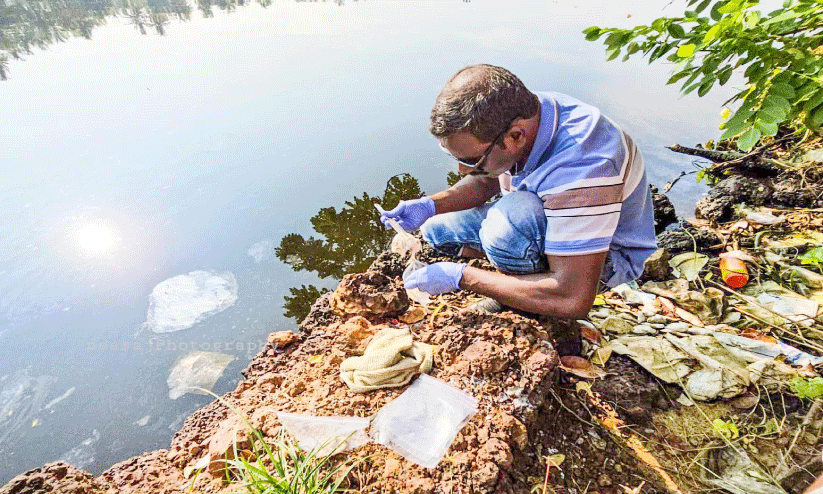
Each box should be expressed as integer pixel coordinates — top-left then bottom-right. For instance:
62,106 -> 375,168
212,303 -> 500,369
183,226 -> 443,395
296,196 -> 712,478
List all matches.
76,223 -> 120,254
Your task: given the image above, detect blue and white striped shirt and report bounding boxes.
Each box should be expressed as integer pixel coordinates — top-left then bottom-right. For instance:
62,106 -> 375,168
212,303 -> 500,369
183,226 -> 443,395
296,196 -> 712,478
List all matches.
499,92 -> 658,285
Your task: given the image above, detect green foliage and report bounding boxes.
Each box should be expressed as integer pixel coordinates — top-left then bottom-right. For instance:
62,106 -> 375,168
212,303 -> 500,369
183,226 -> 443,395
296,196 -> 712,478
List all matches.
798,246 -> 823,272
446,171 -> 462,187
226,429 -> 362,494
712,418 -> 740,439
790,376 -> 823,398
584,0 -> 823,151
276,173 -> 423,321
283,285 -> 330,323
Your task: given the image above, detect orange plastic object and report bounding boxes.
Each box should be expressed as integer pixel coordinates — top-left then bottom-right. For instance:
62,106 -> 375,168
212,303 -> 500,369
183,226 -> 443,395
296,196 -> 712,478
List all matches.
719,256 -> 749,288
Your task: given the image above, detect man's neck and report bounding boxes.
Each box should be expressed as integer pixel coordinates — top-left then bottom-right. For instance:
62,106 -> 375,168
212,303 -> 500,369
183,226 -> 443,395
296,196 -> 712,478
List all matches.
513,102 -> 542,173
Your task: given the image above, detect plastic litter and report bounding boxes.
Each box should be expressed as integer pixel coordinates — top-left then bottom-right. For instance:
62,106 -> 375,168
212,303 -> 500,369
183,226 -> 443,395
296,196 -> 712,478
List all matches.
370,374 -> 478,468
276,412 -> 371,457
713,331 -> 823,366
167,351 -> 234,399
700,446 -> 787,494
719,255 -> 749,288
756,293 -> 819,327
375,203 -> 431,306
745,210 -> 785,226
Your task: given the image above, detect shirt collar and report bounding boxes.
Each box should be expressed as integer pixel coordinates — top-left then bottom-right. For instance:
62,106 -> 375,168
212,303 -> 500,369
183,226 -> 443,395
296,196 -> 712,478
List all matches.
519,93 -> 558,176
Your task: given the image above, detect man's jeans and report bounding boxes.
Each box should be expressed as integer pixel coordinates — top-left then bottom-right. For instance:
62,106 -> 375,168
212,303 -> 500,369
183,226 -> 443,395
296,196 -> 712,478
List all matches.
420,191 -> 616,284
421,191 -> 549,275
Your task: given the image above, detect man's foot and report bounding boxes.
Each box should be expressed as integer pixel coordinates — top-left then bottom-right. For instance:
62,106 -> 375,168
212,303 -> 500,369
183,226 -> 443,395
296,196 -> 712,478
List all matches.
467,297 -> 503,314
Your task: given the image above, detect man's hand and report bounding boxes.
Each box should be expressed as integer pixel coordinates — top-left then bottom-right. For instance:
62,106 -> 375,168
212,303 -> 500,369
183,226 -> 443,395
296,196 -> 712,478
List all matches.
380,197 -> 436,231
404,262 -> 466,295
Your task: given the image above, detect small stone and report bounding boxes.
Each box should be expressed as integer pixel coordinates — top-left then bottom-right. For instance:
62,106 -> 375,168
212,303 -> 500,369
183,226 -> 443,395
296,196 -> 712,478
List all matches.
665,322 -> 690,331
647,315 -> 668,324
601,316 -> 634,334
650,323 -> 665,329
189,445 -> 201,456
632,324 -> 656,335
635,313 -> 646,324
597,473 -> 613,487
591,309 -> 611,319
267,330 -> 300,349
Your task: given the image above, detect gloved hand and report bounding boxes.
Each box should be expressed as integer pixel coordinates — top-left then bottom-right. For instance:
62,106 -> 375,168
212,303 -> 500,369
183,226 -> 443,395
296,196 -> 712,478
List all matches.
404,262 -> 466,295
380,197 -> 436,232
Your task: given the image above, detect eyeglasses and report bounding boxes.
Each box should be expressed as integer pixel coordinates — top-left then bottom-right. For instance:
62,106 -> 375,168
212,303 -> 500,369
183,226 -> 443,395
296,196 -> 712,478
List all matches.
439,124 -> 511,174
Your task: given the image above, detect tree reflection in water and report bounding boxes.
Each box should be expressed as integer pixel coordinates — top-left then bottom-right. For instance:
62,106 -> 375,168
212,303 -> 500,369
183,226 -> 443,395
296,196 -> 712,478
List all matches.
277,173 -> 424,322
0,0 -> 357,80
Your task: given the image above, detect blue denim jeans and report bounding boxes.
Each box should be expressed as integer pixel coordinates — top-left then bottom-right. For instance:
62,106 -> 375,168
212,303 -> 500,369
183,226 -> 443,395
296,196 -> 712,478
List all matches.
420,191 -> 549,275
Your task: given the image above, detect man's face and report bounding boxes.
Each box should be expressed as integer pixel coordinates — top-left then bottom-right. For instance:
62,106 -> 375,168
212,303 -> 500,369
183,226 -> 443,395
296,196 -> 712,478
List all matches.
440,130 -> 517,177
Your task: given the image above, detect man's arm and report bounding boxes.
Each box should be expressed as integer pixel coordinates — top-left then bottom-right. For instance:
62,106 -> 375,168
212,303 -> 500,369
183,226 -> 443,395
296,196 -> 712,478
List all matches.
459,252 -> 607,319
429,174 -> 500,214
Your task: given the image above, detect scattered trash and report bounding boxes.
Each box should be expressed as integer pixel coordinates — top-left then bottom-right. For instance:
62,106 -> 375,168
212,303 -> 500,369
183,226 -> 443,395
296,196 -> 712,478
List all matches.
719,253 -> 749,288
145,270 -> 238,333
370,375 -> 478,468
167,351 -> 235,399
700,446 -> 787,494
642,279 -> 725,324
745,210 -> 785,226
277,412 -> 371,457
340,326 -> 433,392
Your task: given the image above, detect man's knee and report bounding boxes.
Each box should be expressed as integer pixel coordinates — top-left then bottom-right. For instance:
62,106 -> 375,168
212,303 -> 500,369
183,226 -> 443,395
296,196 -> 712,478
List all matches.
479,192 -> 545,252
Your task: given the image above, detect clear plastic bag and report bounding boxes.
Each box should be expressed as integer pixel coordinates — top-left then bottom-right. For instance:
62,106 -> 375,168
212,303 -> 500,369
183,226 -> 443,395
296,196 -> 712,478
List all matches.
370,374 -> 478,468
403,258 -> 431,306
277,412 -> 371,456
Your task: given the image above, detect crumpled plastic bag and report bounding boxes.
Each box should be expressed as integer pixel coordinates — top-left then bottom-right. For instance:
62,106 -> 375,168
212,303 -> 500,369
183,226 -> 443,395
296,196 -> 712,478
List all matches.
277,412 -> 370,457
167,351 -> 235,399
701,446 -> 787,494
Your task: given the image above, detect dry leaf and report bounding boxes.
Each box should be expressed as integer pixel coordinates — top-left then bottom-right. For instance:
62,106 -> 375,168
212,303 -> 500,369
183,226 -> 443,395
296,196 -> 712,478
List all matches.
669,252 -> 709,281
592,346 -> 612,366
580,325 -> 603,345
308,355 -> 323,364
545,453 -> 565,468
560,356 -> 607,379
657,297 -> 677,316
620,481 -> 646,494
675,307 -> 704,327
730,395 -> 759,410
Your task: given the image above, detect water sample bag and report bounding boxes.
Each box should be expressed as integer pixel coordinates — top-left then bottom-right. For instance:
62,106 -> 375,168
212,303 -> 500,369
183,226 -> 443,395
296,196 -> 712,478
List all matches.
370,374 -> 478,468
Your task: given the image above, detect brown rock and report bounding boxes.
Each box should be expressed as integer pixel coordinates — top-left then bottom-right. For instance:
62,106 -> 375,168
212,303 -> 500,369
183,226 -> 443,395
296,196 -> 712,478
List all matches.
383,457 -> 403,478
406,476 -> 436,494
399,305 -> 427,323
472,462 -> 500,491
459,340 -> 509,375
333,316 -> 379,352
478,438 -> 513,469
0,462 -> 107,494
268,330 -> 300,349
207,415 -> 251,475
643,248 -> 670,280
329,271 -> 409,319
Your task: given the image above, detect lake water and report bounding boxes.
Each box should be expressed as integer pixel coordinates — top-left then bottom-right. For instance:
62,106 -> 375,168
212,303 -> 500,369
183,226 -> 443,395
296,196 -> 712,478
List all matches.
0,0 -> 739,483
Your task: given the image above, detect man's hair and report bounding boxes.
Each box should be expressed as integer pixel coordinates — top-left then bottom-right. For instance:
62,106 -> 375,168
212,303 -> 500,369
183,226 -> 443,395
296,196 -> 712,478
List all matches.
430,64 -> 539,143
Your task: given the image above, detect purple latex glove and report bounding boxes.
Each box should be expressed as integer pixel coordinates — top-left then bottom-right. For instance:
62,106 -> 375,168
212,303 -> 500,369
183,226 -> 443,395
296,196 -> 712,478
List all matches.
380,197 -> 436,232
404,262 -> 466,295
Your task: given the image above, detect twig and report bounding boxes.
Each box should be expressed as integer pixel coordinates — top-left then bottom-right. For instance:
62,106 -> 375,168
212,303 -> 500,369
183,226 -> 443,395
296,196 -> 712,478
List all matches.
667,143 -> 797,171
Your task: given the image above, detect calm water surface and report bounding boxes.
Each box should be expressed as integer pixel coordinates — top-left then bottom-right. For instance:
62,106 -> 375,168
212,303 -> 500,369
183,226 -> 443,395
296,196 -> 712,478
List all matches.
0,0 -> 738,482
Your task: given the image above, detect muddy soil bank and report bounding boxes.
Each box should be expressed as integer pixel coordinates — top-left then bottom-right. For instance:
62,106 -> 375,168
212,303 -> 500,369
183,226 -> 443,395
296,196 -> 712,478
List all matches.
3,136 -> 823,494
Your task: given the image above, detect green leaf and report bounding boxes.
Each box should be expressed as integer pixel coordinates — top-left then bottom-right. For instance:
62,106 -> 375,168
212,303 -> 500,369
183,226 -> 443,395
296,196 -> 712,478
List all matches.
803,91 -> 823,114
677,43 -> 697,57
811,106 -> 823,128
717,66 -> 733,85
755,120 -> 779,137
758,105 -> 785,123
769,82 -> 796,99
717,0 -> 743,14
791,377 -> 823,399
710,1 -> 725,20
763,94 -> 792,115
669,252 -> 709,281
694,0 -> 712,13
698,77 -> 715,96
798,246 -> 823,267
737,126 -> 762,151
606,47 -> 621,61
668,23 -> 687,38
584,26 -> 603,41
703,24 -> 722,43
762,9 -> 800,26
667,70 -> 694,85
